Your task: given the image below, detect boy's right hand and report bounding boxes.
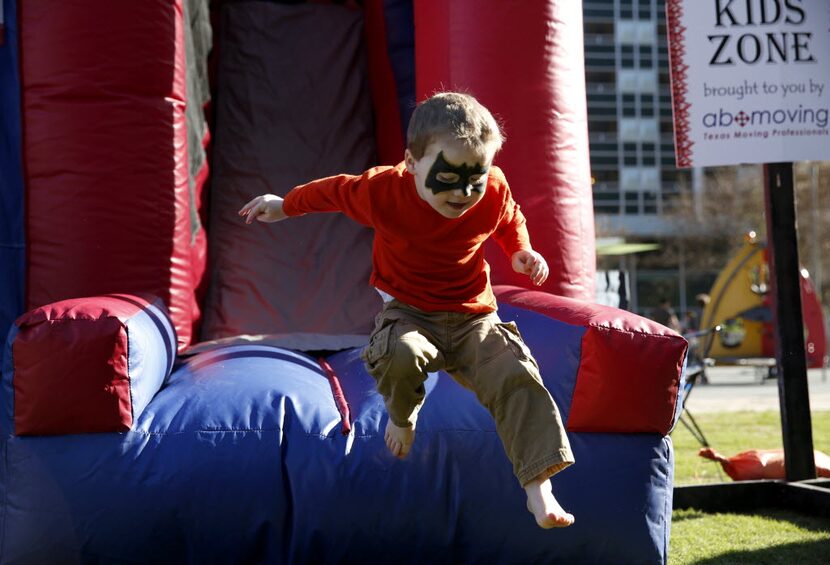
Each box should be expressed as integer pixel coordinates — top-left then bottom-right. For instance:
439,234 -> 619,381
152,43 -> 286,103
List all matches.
238,194 -> 287,224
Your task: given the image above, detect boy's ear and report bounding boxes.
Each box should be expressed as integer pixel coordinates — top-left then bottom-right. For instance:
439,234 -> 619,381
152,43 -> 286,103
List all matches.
404,149 -> 417,174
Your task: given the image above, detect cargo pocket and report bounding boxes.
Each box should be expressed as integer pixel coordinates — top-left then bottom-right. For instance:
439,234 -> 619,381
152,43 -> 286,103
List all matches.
361,323 -> 396,377
495,322 -> 533,363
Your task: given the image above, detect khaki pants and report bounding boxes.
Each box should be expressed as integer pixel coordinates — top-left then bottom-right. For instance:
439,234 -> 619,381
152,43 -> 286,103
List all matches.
361,299 -> 574,486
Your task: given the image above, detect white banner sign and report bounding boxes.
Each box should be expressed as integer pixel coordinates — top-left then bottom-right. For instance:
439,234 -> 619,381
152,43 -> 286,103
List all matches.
666,0 -> 830,167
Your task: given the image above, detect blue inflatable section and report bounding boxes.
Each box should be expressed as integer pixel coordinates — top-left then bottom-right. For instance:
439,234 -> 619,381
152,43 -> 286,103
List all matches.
0,0 -> 25,339
0,303 -> 673,563
122,298 -> 178,425
0,323 -> 18,435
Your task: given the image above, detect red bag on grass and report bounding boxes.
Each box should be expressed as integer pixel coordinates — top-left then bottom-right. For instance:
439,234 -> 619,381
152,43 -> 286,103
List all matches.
699,447 -> 830,481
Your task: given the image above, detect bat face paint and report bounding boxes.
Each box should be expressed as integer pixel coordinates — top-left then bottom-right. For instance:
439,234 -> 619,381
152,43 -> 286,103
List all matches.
425,151 -> 489,196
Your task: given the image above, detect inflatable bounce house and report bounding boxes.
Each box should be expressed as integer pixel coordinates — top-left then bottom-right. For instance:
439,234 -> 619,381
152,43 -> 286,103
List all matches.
0,1 -> 688,562
701,232 -> 827,369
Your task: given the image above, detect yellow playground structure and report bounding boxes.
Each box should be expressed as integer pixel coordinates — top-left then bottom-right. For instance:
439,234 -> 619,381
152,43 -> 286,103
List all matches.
700,232 -> 826,369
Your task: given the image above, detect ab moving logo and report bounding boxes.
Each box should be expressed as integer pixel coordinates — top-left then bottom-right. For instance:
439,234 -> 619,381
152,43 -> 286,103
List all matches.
701,103 -> 829,132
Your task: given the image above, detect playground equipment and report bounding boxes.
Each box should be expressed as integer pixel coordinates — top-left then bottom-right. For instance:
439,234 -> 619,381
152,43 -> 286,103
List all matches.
701,232 -> 827,372
0,1 -> 687,562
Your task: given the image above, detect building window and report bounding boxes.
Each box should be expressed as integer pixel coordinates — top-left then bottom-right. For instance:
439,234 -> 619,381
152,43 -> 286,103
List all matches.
588,120 -> 618,134
592,156 -> 620,166
620,45 -> 635,68
590,106 -> 619,116
594,193 -> 620,214
643,192 -> 658,214
640,93 -> 655,117
590,142 -> 618,152
642,142 -> 656,166
585,7 -> 615,18
638,0 -> 652,20
593,170 -> 620,184
639,45 -> 653,69
620,0 -> 633,19
585,44 -> 616,68
588,93 -> 617,104
624,191 -> 640,214
623,142 -> 638,165
657,44 -> 669,64
622,93 -> 636,117
585,21 -> 615,35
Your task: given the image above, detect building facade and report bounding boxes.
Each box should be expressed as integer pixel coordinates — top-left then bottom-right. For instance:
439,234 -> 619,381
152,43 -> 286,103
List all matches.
584,0 -> 697,235
584,0 -> 717,318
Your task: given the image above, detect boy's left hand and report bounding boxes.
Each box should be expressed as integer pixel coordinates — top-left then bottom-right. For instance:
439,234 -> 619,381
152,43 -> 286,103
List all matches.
511,250 -> 549,286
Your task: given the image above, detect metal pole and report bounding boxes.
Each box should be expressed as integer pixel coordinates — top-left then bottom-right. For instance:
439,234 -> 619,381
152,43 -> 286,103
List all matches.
679,239 -> 687,320
811,164 -> 828,383
811,163 -> 822,306
692,166 -> 704,221
763,162 -> 816,482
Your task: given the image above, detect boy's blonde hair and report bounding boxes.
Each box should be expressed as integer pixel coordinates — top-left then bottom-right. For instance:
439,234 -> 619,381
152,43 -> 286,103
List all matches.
406,92 -> 504,160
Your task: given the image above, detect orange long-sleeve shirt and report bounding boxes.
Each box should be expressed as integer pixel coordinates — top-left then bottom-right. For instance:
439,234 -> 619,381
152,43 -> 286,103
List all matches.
282,162 -> 531,313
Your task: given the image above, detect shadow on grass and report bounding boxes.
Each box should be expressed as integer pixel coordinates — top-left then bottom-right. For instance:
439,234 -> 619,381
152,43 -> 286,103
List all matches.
674,507 -> 830,533
672,508 -> 707,523
693,538 -> 830,564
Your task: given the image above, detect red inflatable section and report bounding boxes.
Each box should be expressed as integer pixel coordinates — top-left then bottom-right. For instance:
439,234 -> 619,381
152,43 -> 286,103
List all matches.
799,275 -> 827,368
12,296 -> 149,435
414,0 -> 596,301
497,286 -> 687,435
19,1 -> 201,350
758,248 -> 827,368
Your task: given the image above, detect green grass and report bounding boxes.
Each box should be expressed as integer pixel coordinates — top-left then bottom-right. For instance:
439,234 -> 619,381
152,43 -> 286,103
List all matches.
669,410 -> 830,563
671,508 -> 830,564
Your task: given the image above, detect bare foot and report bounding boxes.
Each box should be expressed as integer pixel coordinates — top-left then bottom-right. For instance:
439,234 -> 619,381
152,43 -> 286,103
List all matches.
524,477 -> 574,529
384,419 -> 415,459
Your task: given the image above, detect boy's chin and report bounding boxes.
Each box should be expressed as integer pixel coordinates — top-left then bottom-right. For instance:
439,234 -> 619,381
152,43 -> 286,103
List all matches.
436,207 -> 467,219
435,202 -> 473,218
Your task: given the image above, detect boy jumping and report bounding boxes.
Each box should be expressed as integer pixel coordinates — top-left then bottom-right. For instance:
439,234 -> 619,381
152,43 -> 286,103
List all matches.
239,92 -> 575,528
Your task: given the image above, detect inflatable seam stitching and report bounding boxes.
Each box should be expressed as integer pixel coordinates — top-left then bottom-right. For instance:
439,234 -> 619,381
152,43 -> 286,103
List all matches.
586,324 -> 686,340
124,323 -> 134,428
0,324 -> 12,556
661,437 -> 673,563
0,440 -> 7,558
124,429 -> 500,438
18,314 -> 127,327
